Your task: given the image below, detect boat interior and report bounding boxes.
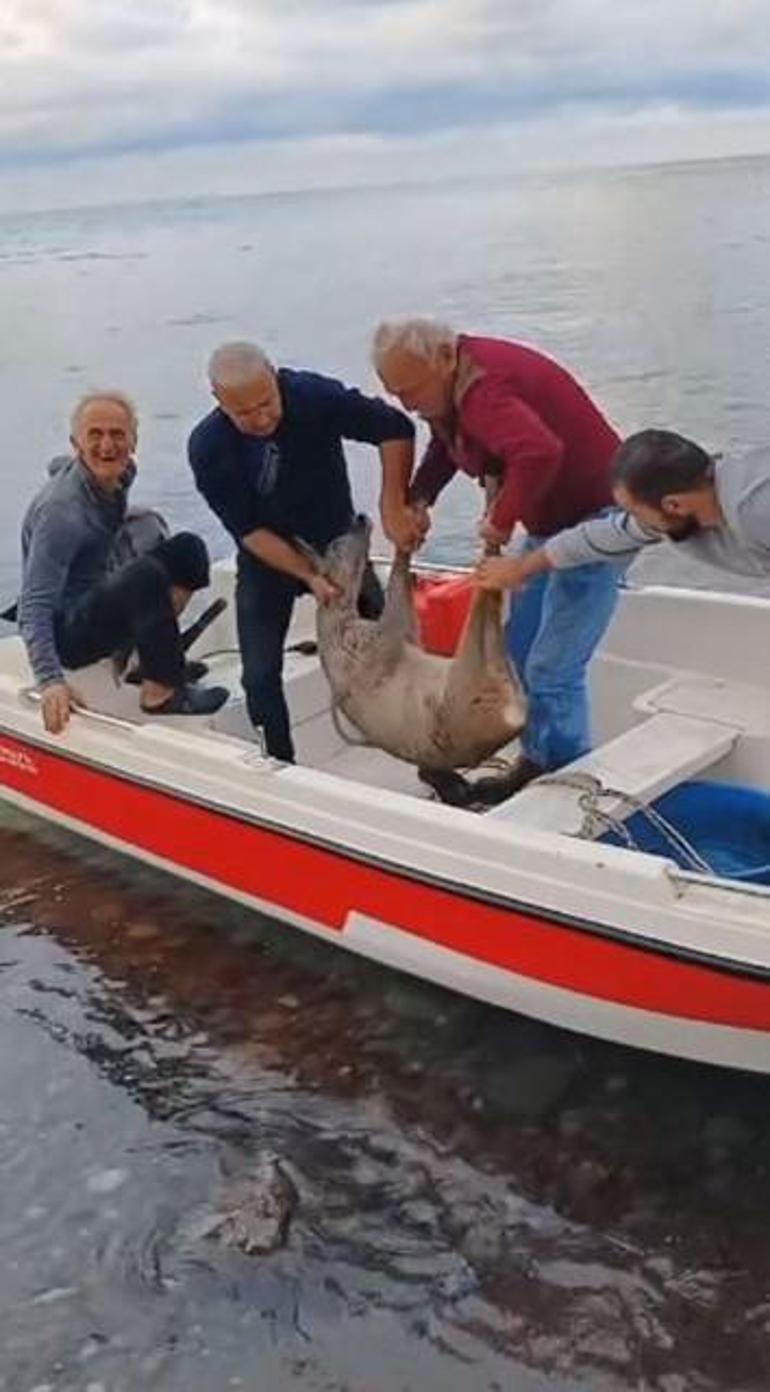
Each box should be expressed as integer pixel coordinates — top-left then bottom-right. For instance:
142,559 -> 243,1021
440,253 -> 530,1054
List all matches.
2,555 -> 770,888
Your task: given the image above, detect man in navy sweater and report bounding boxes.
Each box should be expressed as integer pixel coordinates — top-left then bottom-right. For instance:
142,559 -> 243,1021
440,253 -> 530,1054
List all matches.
188,341 -> 420,761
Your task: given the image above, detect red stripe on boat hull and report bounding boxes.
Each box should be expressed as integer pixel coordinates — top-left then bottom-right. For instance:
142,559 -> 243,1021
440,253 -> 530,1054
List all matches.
1,732 -> 769,1033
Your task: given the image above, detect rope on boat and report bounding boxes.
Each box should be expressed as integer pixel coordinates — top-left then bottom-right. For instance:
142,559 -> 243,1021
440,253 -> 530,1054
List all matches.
535,771 -> 714,875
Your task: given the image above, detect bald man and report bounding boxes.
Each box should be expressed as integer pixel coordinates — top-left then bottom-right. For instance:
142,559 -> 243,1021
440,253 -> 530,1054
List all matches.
188,341 -> 421,761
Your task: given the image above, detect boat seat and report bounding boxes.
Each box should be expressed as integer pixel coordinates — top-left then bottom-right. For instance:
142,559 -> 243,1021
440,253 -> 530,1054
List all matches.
487,712 -> 740,837
634,674 -> 770,736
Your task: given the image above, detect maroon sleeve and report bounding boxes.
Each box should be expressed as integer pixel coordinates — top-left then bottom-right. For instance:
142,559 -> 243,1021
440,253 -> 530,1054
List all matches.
461,379 -> 564,532
408,434 -> 457,505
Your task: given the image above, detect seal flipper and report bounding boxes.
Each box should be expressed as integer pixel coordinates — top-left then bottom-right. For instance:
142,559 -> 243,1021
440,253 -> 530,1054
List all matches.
380,551 -> 418,644
418,766 -> 476,807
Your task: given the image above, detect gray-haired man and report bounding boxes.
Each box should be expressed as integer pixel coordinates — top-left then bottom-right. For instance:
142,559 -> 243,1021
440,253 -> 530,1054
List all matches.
188,341 -> 421,761
19,392 -> 228,734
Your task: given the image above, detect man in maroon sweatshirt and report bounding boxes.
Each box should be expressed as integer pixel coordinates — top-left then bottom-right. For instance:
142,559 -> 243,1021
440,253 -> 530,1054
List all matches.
373,319 -> 622,799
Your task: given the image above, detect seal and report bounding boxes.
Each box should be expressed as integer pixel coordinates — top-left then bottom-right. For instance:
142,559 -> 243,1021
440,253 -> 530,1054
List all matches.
313,515 -> 526,783
182,1151 -> 298,1256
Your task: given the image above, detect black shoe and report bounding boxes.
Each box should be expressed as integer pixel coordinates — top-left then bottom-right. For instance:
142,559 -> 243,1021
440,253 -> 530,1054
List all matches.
142,684 -> 229,717
469,757 -> 543,807
126,658 -> 209,687
418,767 -> 476,807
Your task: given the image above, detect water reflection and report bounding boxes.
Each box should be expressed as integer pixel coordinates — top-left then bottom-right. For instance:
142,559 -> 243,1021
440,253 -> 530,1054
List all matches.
1,808 -> 768,1390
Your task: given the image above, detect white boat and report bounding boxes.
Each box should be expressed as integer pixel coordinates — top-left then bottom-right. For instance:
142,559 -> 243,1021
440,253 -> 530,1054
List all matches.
1,559 -> 769,1073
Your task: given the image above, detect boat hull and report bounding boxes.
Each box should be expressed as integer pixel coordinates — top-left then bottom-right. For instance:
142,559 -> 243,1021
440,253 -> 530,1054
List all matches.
2,727 -> 770,1074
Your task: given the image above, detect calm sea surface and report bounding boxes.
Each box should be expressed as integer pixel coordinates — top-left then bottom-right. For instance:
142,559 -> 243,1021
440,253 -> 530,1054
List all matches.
2,158 -> 770,1389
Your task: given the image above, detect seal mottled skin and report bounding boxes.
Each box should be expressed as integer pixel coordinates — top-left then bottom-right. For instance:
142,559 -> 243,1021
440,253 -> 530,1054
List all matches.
184,1152 -> 297,1256
315,516 -> 526,772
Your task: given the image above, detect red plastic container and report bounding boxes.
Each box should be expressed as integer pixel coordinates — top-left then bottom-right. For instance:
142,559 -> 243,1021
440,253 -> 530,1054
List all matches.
413,574 -> 474,656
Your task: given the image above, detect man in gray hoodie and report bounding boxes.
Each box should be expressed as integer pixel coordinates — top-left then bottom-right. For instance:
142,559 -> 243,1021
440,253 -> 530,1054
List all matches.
476,428 -> 770,589
472,428 -> 770,802
19,392 -> 228,734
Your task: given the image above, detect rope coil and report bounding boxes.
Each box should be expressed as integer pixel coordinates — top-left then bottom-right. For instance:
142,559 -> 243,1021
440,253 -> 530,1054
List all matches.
536,771 -> 714,875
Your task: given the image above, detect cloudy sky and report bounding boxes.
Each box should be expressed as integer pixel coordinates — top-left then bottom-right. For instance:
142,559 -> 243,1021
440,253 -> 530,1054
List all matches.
1,0 -> 770,211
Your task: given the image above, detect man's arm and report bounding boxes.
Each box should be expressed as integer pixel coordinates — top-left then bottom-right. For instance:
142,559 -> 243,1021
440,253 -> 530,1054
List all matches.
318,377 -> 415,449
378,438 -> 430,551
189,436 -> 337,601
544,509 -> 660,568
18,507 -> 80,688
315,378 -> 423,549
408,435 -> 457,506
734,474 -> 770,560
475,509 -> 659,591
188,434 -> 264,542
239,528 -> 338,604
379,435 -> 413,514
461,380 -> 564,537
18,506 -> 82,732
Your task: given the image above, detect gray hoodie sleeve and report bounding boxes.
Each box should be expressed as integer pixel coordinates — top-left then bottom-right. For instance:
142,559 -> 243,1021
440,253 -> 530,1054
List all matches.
734,475 -> 770,559
544,509 -> 661,569
18,503 -> 82,688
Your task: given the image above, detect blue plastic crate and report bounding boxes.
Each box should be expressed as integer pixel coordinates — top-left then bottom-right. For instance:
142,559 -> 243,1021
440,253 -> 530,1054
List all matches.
599,780 -> 770,884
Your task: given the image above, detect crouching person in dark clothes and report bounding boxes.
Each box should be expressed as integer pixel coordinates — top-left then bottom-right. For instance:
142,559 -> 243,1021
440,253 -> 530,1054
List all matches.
188,341 -> 422,762
19,392 -> 229,735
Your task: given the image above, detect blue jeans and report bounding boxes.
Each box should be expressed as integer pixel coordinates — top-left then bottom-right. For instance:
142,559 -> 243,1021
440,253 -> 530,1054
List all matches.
505,540 -> 621,771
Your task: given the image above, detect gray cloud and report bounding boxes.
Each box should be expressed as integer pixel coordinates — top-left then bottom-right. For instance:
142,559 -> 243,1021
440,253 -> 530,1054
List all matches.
0,0 -> 769,199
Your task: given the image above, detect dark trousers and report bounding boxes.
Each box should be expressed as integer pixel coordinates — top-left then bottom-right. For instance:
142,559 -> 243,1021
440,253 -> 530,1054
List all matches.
236,556 -> 383,761
56,548 -> 186,688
